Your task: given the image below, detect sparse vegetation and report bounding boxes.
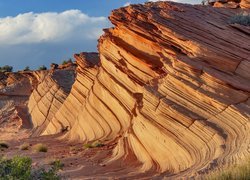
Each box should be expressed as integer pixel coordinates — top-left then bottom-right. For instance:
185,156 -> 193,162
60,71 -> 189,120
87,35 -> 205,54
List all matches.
38,65 -> 47,71
92,141 -> 104,148
23,66 -> 30,71
83,143 -> 93,149
33,143 -> 48,153
229,12 -> 250,26
0,156 -> 62,179
32,159 -> 63,180
0,156 -> 32,179
19,143 -> 30,151
83,141 -> 104,149
62,58 -> 73,65
0,142 -> 9,149
49,160 -> 64,170
0,65 -> 13,73
206,158 -> 250,180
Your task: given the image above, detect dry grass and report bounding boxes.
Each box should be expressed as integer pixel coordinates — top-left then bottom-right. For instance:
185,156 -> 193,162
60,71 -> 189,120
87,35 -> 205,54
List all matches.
19,143 -> 30,151
33,143 -> 48,153
206,158 -> 250,180
83,141 -> 104,149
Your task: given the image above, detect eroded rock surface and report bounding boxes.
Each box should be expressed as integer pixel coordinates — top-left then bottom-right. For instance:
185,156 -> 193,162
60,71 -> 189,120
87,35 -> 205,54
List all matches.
28,70 -> 75,136
27,2 -> 250,177
1,1 -> 250,178
209,0 -> 250,8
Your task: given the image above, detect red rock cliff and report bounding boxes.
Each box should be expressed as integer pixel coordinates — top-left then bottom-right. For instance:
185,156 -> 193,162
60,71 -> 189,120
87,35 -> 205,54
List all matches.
10,1 -> 250,178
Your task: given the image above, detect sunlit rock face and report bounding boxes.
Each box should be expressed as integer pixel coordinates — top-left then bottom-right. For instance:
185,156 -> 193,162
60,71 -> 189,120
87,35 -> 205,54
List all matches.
28,69 -> 75,136
41,53 -> 99,137
208,0 -> 250,8
240,0 -> 250,8
19,1 -> 250,177
0,72 -> 37,127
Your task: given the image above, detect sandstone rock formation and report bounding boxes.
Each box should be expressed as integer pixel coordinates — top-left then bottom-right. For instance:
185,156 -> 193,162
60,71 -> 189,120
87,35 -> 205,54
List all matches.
240,0 -> 250,8
0,72 -> 33,126
28,70 -> 75,136
1,1 -> 250,178
209,0 -> 250,8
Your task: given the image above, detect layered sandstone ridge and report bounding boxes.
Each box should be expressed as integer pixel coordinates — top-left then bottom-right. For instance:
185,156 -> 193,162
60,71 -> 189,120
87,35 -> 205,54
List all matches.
28,69 -> 75,136
4,1 -> 250,178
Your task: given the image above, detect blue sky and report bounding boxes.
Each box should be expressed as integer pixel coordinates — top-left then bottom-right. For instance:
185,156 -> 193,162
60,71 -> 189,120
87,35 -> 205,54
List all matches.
0,0 -> 199,70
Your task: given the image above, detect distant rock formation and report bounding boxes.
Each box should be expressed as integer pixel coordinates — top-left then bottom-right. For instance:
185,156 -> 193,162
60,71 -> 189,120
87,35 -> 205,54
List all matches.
209,0 -> 250,8
1,1 -> 250,178
241,0 -> 250,8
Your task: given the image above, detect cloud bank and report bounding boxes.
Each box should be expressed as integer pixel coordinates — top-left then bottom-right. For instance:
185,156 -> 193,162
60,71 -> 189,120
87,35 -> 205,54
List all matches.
0,10 -> 110,69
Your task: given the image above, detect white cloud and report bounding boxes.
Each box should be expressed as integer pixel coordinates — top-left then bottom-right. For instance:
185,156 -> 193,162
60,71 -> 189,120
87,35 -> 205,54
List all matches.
0,10 -> 111,70
124,2 -> 131,6
0,10 -> 109,46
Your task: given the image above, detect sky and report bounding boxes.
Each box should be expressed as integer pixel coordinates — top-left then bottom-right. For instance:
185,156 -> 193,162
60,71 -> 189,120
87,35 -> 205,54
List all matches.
0,0 -> 199,70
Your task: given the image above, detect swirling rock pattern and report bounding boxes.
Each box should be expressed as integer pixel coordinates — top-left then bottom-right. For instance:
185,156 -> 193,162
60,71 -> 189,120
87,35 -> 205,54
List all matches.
28,70 -> 75,136
26,2 -> 250,177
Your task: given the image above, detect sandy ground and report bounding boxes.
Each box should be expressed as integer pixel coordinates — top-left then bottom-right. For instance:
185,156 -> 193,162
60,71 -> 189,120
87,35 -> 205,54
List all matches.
0,124 -> 159,179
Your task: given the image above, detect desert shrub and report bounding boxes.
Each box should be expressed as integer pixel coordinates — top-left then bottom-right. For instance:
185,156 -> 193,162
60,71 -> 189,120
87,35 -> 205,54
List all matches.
33,143 -> 48,153
49,160 -> 64,170
38,65 -> 47,71
84,141 -> 104,149
92,141 -> 104,148
62,59 -> 73,65
0,156 -> 32,179
62,60 -> 68,65
23,66 -> 30,71
0,156 -> 62,179
229,12 -> 250,26
83,143 -> 93,149
19,143 -> 30,151
0,66 -> 13,73
33,160 -> 63,180
0,142 -> 9,149
206,158 -> 250,180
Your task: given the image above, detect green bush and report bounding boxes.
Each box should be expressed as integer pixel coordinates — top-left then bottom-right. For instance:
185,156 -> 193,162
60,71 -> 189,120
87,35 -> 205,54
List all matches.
62,59 -> 73,65
0,66 -> 13,73
33,143 -> 48,153
23,66 -> 30,71
0,156 -> 32,179
38,65 -> 47,71
230,12 -> 250,26
0,156 -> 62,180
49,160 -> 64,170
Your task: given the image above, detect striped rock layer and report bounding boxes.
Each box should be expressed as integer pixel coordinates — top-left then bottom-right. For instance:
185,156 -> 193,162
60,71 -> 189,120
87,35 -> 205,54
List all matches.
27,2 -> 250,177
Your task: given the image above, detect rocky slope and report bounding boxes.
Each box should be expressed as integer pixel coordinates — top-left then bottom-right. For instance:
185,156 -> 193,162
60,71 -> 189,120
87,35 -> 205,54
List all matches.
2,1 -> 250,178
0,71 -> 39,140
210,0 -> 250,8
0,72 -> 34,127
